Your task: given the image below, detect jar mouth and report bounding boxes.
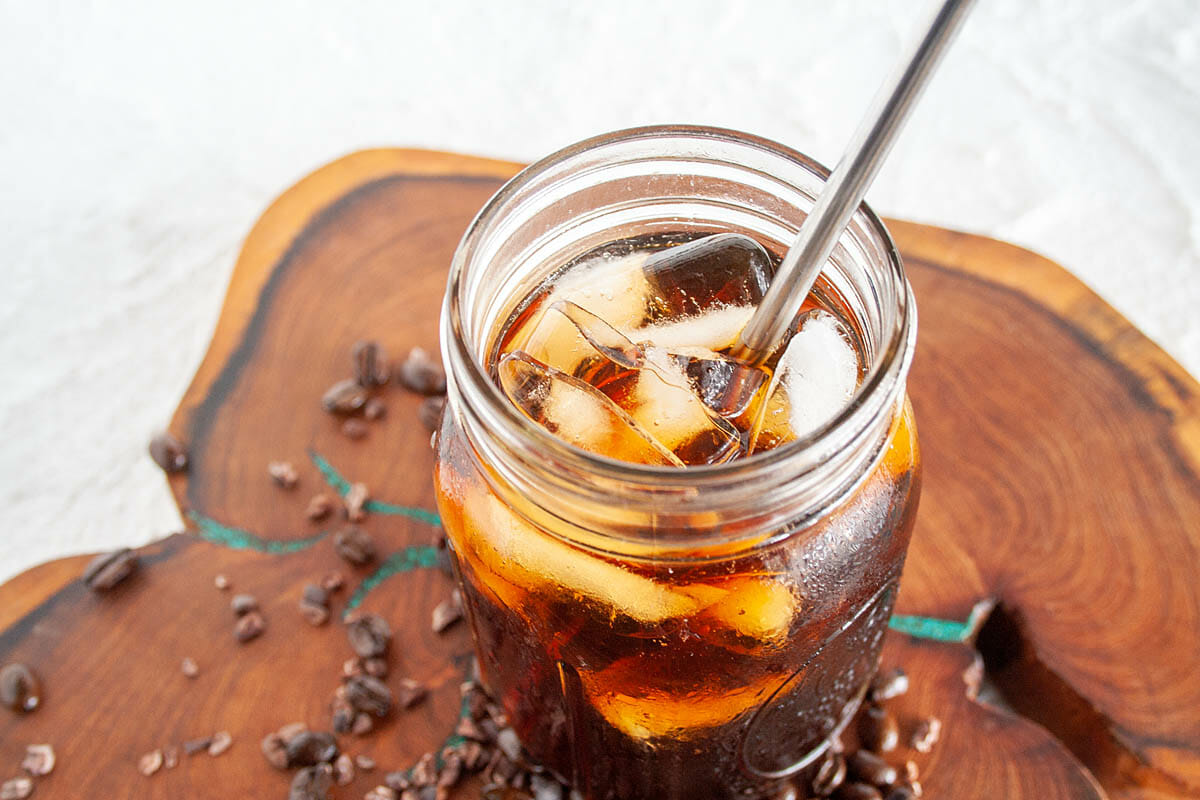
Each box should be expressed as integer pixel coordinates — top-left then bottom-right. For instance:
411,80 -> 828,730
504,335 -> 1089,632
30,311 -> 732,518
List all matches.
442,124 -> 914,496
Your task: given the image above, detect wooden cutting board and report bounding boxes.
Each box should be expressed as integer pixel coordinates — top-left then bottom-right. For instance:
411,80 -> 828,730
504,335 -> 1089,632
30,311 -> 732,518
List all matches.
1,149 -> 1197,800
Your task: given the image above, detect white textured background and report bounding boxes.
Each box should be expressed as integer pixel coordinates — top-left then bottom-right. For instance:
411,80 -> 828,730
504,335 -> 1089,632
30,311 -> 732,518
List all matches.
2,0 -> 1198,582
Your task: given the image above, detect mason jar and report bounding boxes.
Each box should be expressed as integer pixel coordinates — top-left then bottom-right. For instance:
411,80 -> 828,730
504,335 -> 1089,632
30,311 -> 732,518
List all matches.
435,126 -> 920,800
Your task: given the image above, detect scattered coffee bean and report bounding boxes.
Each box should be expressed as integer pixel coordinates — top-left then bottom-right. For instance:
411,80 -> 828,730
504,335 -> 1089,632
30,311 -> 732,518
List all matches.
138,749 -> 164,776
411,752 -> 438,786
208,730 -> 233,757
0,664 -> 40,712
884,787 -> 917,800
909,717 -> 941,753
302,583 -> 328,607
345,675 -> 392,717
304,494 -> 333,522
868,667 -> 909,702
903,760 -> 920,783
836,783 -> 883,800
440,752 -> 465,789
351,712 -> 374,736
418,395 -> 446,432
322,379 -> 368,415
346,613 -> 391,658
181,657 -> 200,678
361,657 -> 386,678
354,340 -> 391,388
344,482 -> 370,523
277,722 -> 307,743
366,787 -> 399,800
396,677 -> 428,709
268,461 -> 300,489
286,731 -> 338,767
182,737 -> 212,755
495,728 -> 522,762
332,752 -> 355,785
149,432 -> 188,473
364,397 -> 387,420
214,574 -> 230,590
234,611 -> 266,642
21,744 -> 55,777
300,583 -> 331,626
846,750 -> 897,787
231,593 -> 258,616
341,418 -> 369,440
331,695 -> 355,733
907,780 -> 923,797
355,754 -> 377,771
397,347 -> 446,395
334,525 -> 375,566
289,763 -> 334,800
261,732 -> 289,770
858,705 -> 899,753
455,714 -> 487,742
431,596 -> 463,633
811,750 -> 846,796
320,570 -> 345,593
163,746 -> 179,769
82,547 -> 139,591
0,777 -> 33,800
461,739 -> 488,771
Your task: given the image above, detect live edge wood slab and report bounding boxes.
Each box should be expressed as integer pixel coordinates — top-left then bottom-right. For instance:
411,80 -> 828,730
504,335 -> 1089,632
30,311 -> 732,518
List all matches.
2,149 -> 1198,800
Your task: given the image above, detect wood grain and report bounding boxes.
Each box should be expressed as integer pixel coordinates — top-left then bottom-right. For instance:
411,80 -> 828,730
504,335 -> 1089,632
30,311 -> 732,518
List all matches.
1,149 -> 1197,799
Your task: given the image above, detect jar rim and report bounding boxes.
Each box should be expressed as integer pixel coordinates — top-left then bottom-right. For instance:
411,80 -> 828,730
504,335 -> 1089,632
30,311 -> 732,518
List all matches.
441,124 -> 914,493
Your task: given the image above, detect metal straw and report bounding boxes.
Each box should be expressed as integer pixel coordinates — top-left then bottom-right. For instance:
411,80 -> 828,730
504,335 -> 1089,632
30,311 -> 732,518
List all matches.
732,0 -> 977,364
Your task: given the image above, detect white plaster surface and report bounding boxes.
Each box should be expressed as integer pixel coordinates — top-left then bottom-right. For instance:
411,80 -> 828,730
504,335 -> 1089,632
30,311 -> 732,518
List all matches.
1,0 -> 1198,581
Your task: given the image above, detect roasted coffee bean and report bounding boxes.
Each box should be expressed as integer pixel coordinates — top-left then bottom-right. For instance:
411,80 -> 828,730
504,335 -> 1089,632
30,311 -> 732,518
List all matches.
341,418 -> 369,440
858,705 -> 899,753
396,677 -> 428,709
868,667 -> 909,702
306,494 -> 334,521
322,379 -> 368,414
884,787 -> 917,800
289,764 -> 334,800
439,752 -> 464,789
276,722 -> 307,743
344,482 -> 369,522
331,697 -> 355,733
208,730 -> 233,756
0,777 -> 33,800
495,728 -> 522,761
528,773 -> 564,800
332,752 -> 355,786
431,596 -> 463,634
300,603 -> 329,627
910,717 -> 941,753
285,731 -> 338,767
461,739 -> 489,771
82,547 -> 139,591
364,397 -> 388,420
418,395 -> 446,432
268,460 -> 299,489
181,657 -> 199,678
363,657 -> 388,678
410,752 -> 438,786
836,784 -> 883,800
299,584 -> 330,626
345,675 -> 392,717
397,347 -> 446,395
213,574 -> 230,590
353,340 -> 391,387
260,733 -> 288,770
0,664 -> 40,712
346,613 -> 391,658
138,749 -> 164,776
385,770 -> 411,791
163,745 -> 179,769
365,788 -> 399,800
21,744 -> 55,776
903,760 -> 919,783
233,611 -> 266,642
320,570 -> 345,593
811,751 -> 846,796
149,432 -> 188,473
230,593 -> 258,616
355,754 -> 377,771
847,750 -> 897,787
182,737 -> 212,755
302,583 -> 329,607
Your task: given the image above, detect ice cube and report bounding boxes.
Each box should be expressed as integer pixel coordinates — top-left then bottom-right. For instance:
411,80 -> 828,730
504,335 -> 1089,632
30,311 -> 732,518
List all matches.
497,351 -> 684,467
696,576 -> 798,644
640,233 -> 774,322
463,490 -> 705,625
545,248 -> 654,332
757,311 -> 859,446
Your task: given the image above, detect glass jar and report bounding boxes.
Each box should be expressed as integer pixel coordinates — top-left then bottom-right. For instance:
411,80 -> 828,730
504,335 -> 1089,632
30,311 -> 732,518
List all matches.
435,126 -> 920,800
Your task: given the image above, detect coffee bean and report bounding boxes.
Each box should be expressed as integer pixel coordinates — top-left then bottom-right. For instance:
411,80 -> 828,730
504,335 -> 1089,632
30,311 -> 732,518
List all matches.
847,751 -> 897,787
341,418 -> 369,440
439,752 -> 465,789
903,760 -> 919,783
285,731 -> 338,767
230,593 -> 258,616
397,347 -> 446,395
163,745 -> 179,769
811,750 -> 846,796
496,728 -> 522,761
346,612 -> 391,658
411,752 -> 438,786
320,570 -> 345,593
21,744 -> 55,777
331,695 -> 355,733
386,770 -> 412,791
858,704 -> 899,752
289,764 -> 334,800
529,773 -> 565,800
418,395 -> 446,432
356,754 -> 377,771
344,482 -> 370,522
365,397 -> 388,420
396,677 -> 428,709
909,717 -> 941,753
300,584 -> 330,626
138,749 -> 164,776
345,675 -> 392,717
351,712 -> 374,736
181,657 -> 199,678
366,788 -> 399,800
300,604 -> 329,627
182,737 -> 212,755
352,340 -> 391,387
868,667 -> 909,702
213,573 -> 230,590
148,432 -> 188,473
884,787 -> 917,800
82,547 -> 139,591
333,525 -> 375,566
261,733 -> 289,770
306,494 -> 334,521
322,379 -> 368,414
302,583 -> 329,607
268,460 -> 299,489
0,777 -> 33,800
207,730 -> 233,756
332,752 -> 355,786
233,611 -> 266,642
0,664 -> 40,712
431,596 -> 463,633
460,739 -> 489,770
836,783 -> 883,800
